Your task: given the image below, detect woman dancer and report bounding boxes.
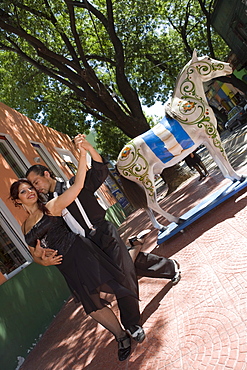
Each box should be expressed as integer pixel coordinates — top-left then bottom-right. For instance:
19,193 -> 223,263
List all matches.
9,142 -> 141,362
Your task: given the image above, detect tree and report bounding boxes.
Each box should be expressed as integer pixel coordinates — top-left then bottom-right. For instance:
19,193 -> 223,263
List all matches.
0,0 -> 152,140
0,0 -> 242,163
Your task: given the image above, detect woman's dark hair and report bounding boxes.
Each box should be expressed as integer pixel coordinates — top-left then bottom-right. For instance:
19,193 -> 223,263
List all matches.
26,165 -> 56,180
9,179 -> 50,214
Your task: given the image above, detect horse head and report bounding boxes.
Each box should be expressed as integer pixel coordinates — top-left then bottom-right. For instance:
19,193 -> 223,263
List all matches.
189,49 -> 232,81
169,50 -> 232,124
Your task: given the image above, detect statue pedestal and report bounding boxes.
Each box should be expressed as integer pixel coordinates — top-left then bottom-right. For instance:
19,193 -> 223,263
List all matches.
157,177 -> 247,245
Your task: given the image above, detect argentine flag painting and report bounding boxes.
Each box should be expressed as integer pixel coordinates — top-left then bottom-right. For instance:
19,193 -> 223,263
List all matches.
140,115 -> 194,164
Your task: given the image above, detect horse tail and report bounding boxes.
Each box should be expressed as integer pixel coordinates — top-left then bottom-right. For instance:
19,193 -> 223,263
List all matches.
117,172 -> 148,210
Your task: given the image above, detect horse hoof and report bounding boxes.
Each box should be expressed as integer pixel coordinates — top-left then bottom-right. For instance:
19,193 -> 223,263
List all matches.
233,176 -> 246,183
159,226 -> 167,233
177,218 -> 185,225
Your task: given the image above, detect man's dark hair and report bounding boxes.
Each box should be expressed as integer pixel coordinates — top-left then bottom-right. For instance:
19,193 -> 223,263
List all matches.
26,165 -> 56,179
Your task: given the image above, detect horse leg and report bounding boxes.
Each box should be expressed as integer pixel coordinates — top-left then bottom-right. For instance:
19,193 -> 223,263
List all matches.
144,181 -> 181,224
146,197 -> 181,224
140,168 -> 181,225
145,208 -> 167,231
203,140 -> 242,181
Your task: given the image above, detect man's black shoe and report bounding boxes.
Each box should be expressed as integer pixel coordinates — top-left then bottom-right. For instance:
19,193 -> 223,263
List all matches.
126,325 -> 145,343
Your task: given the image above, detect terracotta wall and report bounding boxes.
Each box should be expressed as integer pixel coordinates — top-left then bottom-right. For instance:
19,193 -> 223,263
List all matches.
0,102 -> 131,369
0,101 -> 78,224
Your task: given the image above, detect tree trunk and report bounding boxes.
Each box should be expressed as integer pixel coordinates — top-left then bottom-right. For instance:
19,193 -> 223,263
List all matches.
160,164 -> 192,195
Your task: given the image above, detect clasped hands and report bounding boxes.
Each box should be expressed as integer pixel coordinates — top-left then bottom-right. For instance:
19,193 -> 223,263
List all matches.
33,240 -> 63,266
73,133 -> 92,152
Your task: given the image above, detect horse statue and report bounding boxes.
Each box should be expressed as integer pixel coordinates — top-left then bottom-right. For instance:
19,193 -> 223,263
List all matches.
116,50 -> 244,231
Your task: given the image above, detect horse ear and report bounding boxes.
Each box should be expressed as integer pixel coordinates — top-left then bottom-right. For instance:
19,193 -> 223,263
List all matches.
192,49 -> 198,61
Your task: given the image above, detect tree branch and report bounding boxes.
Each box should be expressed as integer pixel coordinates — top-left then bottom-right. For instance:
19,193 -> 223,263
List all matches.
12,1 -> 82,66
0,37 -> 87,98
197,0 -> 215,57
64,0 -> 89,66
0,2 -> 150,137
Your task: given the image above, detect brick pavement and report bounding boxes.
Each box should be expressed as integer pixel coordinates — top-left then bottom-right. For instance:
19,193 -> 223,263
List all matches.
20,132 -> 247,370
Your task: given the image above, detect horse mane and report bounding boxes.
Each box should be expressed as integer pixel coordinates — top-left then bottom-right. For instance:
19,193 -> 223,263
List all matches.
171,58 -> 191,99
165,57 -> 192,120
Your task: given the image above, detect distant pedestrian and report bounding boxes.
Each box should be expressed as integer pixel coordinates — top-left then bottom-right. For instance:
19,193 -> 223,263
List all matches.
184,151 -> 209,181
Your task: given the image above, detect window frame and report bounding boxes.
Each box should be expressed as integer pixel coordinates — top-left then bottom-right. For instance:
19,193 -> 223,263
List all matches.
55,147 -> 91,167
0,133 -> 31,177
55,147 -> 79,175
0,199 -> 32,279
30,141 -> 68,181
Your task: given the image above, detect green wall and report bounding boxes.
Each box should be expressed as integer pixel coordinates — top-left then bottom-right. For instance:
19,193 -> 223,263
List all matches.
105,202 -> 127,228
0,204 -> 132,370
0,263 -> 70,370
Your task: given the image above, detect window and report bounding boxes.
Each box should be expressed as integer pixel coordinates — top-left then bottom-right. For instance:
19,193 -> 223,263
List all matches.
30,142 -> 67,180
0,225 -> 26,274
0,200 -> 32,281
0,134 -> 30,177
56,148 -> 79,175
56,147 -> 92,175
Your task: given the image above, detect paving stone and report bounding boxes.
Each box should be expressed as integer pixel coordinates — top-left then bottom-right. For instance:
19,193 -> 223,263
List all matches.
20,129 -> 247,370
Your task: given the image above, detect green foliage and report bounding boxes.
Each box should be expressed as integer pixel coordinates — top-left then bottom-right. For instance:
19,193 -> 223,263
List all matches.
93,110 -> 159,160
0,0 -> 231,158
0,52 -> 90,135
0,52 -> 44,120
93,121 -> 130,160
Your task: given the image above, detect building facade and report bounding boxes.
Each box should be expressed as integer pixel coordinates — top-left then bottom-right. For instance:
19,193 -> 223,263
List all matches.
0,101 -> 128,369
212,0 -> 247,70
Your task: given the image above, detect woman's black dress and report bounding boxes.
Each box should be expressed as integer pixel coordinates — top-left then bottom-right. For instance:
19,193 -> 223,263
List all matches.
25,214 -> 138,314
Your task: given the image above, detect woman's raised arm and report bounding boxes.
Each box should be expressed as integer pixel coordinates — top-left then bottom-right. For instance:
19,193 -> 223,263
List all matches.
47,141 -> 87,215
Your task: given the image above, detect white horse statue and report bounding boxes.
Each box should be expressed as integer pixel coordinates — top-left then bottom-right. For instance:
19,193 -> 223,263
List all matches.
116,50 -> 244,230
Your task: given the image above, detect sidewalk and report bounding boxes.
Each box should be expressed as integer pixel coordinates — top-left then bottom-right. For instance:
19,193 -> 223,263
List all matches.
21,133 -> 247,370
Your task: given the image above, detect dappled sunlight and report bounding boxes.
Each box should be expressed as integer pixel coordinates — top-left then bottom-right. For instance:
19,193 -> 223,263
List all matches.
0,102 -> 78,177
20,187 -> 247,369
17,126 -> 247,370
156,187 -> 247,258
68,305 -> 82,320
235,192 -> 246,203
23,298 -> 114,369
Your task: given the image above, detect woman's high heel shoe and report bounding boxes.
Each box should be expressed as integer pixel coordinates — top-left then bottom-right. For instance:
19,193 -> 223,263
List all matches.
116,334 -> 131,361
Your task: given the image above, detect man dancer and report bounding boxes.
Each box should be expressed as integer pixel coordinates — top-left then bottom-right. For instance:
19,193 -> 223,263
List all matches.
26,134 -> 181,341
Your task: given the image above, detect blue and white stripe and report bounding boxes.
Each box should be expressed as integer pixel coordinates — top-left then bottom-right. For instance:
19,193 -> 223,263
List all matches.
140,115 -> 194,164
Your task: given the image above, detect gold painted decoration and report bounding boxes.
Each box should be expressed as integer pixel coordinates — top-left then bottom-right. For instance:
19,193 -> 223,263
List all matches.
118,142 -> 155,199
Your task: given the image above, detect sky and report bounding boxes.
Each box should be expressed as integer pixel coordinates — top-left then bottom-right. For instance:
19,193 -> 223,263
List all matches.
142,101 -> 166,120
